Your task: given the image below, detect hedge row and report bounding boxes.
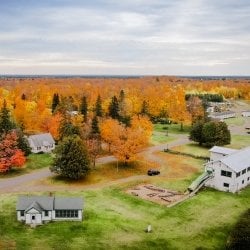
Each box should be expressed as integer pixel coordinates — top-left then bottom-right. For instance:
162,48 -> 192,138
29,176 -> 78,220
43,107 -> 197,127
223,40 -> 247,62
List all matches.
163,149 -> 209,160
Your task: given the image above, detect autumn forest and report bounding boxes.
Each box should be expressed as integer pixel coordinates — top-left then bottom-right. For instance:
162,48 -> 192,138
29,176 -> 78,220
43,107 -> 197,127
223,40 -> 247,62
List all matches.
1,76 -> 250,174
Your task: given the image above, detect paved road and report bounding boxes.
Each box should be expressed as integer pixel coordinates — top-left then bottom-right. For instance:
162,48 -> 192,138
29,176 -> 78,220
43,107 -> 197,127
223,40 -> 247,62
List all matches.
0,134 -> 189,194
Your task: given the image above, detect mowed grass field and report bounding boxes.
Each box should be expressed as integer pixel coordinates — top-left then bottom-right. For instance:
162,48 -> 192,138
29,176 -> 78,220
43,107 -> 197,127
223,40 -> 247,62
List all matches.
153,123 -> 191,134
230,134 -> 250,149
0,186 -> 249,250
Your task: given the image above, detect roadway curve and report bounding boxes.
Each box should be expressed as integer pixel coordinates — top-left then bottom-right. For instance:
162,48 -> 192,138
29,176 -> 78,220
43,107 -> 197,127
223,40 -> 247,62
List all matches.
0,135 -> 189,194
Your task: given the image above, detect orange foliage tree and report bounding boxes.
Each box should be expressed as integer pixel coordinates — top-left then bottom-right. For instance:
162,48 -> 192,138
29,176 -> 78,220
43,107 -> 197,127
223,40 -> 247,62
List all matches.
0,131 -> 26,172
101,116 -> 152,164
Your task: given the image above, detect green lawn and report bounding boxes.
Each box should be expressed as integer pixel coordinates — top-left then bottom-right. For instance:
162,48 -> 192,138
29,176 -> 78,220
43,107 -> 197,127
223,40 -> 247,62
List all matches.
0,154 -> 53,178
230,135 -> 250,149
171,143 -> 210,158
150,132 -> 176,145
153,123 -> 191,135
0,186 -> 249,250
224,116 -> 246,126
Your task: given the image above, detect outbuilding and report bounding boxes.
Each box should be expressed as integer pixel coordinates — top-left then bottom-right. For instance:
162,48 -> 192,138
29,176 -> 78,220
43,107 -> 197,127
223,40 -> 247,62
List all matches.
242,111 -> 250,117
208,111 -> 236,120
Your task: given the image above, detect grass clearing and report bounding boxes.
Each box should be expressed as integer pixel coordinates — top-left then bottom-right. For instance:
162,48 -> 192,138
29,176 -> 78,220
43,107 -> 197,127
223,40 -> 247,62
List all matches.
230,135 -> 250,149
150,132 -> 176,145
46,160 -> 151,186
0,186 -> 249,250
153,123 -> 191,135
224,117 -> 246,126
170,143 -> 210,158
0,153 -> 53,179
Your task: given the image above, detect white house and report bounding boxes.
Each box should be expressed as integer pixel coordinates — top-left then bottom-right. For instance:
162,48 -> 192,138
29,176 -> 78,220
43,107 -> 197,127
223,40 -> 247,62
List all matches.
208,111 -> 236,120
28,133 -> 55,153
16,196 -> 83,225
205,146 -> 250,193
242,110 -> 250,117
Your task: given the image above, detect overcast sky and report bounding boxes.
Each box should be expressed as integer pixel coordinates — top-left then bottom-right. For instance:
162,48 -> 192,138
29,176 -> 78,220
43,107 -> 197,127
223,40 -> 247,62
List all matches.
0,0 -> 250,75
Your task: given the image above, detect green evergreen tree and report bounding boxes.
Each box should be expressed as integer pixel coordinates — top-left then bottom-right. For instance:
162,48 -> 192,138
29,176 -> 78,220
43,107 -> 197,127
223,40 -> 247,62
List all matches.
51,93 -> 60,113
95,95 -> 103,117
190,120 -> 230,147
80,96 -> 88,122
91,116 -> 100,135
108,96 -> 120,120
16,129 -> 31,156
140,100 -> 149,116
59,116 -> 80,140
0,100 -> 15,135
21,93 -> 26,100
50,136 -> 90,180
189,120 -> 205,145
118,89 -> 125,117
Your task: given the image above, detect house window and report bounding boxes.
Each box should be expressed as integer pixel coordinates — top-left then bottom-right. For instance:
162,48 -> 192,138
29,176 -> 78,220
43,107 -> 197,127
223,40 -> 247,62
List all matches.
242,180 -> 244,184
20,211 -> 24,216
236,172 -> 241,178
223,183 -> 229,188
55,210 -> 78,218
32,215 -> 35,220
247,167 -> 250,172
242,169 -> 246,175
221,170 -> 232,178
248,177 -> 250,181
44,211 -> 49,216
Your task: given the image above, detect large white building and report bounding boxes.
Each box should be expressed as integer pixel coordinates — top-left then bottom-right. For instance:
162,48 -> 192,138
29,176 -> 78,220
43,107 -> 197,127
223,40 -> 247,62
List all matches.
205,146 -> 250,193
16,196 -> 83,225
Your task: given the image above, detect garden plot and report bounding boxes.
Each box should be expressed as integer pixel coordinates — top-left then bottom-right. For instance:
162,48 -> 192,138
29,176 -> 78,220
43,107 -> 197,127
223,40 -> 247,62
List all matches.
126,184 -> 186,206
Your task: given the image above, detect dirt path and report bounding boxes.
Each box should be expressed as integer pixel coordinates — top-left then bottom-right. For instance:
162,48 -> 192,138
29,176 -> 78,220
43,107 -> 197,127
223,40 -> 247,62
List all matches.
0,135 -> 189,194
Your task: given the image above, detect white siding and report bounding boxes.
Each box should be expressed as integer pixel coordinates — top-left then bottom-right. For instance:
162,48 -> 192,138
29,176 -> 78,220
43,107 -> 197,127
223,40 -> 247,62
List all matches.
205,162 -> 237,192
42,211 -> 52,221
205,162 -> 250,193
25,213 -> 42,224
17,211 -> 25,221
242,111 -> 250,117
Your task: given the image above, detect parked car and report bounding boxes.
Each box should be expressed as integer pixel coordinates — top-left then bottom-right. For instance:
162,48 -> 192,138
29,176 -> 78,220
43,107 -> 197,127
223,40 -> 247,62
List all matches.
147,169 -> 160,176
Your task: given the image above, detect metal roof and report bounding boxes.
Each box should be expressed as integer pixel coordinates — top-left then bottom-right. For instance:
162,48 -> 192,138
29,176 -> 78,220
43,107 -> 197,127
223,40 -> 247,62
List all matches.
28,133 -> 55,148
209,146 -> 238,155
16,196 -> 83,211
54,197 -> 83,210
221,147 -> 250,172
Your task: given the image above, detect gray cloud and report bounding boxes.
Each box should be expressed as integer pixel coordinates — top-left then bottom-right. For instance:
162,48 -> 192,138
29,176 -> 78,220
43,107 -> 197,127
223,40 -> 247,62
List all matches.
0,0 -> 249,75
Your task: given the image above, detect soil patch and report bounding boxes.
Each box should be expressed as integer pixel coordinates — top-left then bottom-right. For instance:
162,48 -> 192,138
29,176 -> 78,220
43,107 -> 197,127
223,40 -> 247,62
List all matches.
126,184 -> 187,206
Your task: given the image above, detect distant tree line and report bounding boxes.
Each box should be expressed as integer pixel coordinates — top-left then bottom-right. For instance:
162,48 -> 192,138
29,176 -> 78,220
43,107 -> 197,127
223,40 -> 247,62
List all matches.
186,93 -> 224,103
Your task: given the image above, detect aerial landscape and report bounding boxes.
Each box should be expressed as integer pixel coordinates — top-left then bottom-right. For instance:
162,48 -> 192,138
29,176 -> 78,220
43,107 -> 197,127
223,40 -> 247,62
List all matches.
0,1 -> 250,250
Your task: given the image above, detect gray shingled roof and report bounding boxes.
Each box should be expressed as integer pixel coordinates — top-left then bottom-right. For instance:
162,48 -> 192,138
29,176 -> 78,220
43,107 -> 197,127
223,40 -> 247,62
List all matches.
209,146 -> 238,155
54,197 -> 83,210
16,196 -> 54,211
16,196 -> 83,211
221,147 -> 250,172
25,201 -> 43,213
28,133 -> 55,148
